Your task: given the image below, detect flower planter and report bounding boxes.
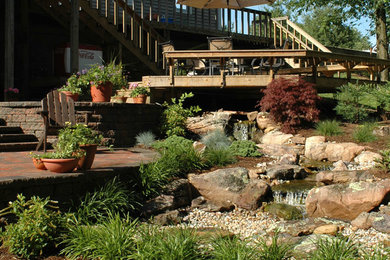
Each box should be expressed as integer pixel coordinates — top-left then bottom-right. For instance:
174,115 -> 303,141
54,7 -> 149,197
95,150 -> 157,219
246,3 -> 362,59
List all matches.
60,91 -> 79,101
41,158 -> 79,173
132,94 -> 147,104
32,158 -> 47,170
77,144 -> 98,170
91,82 -> 113,102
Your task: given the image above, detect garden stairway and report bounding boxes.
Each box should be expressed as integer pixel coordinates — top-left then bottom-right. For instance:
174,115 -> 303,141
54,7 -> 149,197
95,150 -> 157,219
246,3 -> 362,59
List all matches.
0,119 -> 39,152
34,0 -> 165,75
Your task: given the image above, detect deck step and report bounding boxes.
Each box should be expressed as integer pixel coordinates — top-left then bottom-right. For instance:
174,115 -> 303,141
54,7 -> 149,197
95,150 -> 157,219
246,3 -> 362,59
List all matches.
0,142 -> 39,152
0,134 -> 38,143
0,126 -> 24,134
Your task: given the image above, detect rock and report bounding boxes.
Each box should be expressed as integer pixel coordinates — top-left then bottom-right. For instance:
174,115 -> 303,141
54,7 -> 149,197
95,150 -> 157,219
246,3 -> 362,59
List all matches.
371,214 -> 390,233
332,160 -> 348,171
316,171 -> 375,185
373,125 -> 390,136
256,113 -> 277,130
304,136 -> 327,161
247,166 -> 267,180
191,196 -> 228,212
153,210 -> 184,225
379,204 -> 390,215
325,143 -> 365,162
264,126 -> 277,133
193,141 -> 206,153
247,111 -> 258,121
313,224 -> 339,236
352,211 -> 390,233
267,165 -> 307,180
306,179 -> 390,221
291,136 -> 306,145
163,178 -> 197,207
351,212 -> 372,229
261,131 -> 293,145
263,203 -> 303,220
189,167 -> 271,210
186,111 -> 233,135
143,195 -> 175,215
279,154 -> 299,165
354,151 -> 382,165
257,143 -> 304,157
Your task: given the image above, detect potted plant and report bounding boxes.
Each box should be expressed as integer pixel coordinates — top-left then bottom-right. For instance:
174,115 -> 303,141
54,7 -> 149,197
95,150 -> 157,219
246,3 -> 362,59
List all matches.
39,150 -> 83,173
4,87 -> 19,101
29,152 -> 47,170
129,82 -> 150,104
86,61 -> 124,102
58,71 -> 88,101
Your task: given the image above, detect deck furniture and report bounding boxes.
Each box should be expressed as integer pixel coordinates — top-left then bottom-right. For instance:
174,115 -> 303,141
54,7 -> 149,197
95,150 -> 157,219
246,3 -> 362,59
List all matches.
36,90 -> 90,152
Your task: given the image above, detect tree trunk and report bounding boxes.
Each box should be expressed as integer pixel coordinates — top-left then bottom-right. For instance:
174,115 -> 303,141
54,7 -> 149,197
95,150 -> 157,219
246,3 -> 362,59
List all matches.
375,4 -> 388,81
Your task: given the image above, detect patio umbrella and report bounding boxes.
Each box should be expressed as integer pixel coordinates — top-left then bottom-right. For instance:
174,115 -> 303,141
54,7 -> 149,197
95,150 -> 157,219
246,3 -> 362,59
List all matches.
176,0 -> 275,9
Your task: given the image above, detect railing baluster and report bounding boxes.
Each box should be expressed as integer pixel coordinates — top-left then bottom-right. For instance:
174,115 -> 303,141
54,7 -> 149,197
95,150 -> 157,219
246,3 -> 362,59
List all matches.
234,9 -> 238,34
246,10 -> 250,35
241,10 -> 244,34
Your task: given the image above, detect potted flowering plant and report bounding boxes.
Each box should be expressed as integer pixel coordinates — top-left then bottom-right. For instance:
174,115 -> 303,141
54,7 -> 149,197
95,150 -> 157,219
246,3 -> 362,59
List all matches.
86,61 -> 124,102
129,82 -> 150,104
58,70 -> 89,101
4,87 -> 19,101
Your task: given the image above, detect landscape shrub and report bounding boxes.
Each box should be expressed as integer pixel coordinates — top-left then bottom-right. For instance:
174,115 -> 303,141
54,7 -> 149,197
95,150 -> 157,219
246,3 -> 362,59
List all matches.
315,120 -> 343,136
334,82 -> 373,123
152,135 -> 193,151
133,226 -> 202,260
73,178 -> 138,224
371,82 -> 390,120
257,230 -> 292,260
135,131 -> 156,148
0,194 -> 66,259
200,129 -> 232,149
375,149 -> 390,172
258,77 -> 320,133
203,147 -> 237,167
161,92 -> 201,137
309,234 -> 360,260
61,213 -> 138,260
209,236 -> 259,260
352,122 -> 377,143
229,140 -> 263,157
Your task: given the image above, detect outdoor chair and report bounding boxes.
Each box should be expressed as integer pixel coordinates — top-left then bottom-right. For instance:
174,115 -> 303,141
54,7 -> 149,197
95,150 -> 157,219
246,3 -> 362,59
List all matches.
35,90 -> 91,152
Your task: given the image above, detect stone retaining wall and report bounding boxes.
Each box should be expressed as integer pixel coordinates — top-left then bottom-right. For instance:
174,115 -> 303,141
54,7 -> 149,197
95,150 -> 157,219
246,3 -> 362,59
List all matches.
0,101 -> 163,147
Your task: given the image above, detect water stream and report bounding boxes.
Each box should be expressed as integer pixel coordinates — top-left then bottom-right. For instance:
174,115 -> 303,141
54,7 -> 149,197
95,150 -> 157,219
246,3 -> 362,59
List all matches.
233,121 -> 257,140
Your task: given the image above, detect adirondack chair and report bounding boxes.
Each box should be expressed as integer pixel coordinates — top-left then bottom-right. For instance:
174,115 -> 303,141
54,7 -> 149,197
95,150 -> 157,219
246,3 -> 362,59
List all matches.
35,90 -> 90,152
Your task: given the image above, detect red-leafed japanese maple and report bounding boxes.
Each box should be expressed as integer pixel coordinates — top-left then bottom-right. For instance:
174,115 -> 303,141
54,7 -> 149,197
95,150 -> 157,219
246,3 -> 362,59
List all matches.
258,77 -> 320,133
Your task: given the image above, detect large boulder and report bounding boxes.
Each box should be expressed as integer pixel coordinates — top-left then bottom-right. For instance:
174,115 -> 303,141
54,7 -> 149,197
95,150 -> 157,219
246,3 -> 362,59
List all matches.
316,170 -> 375,185
306,179 -> 390,221
257,143 -> 304,158
304,136 -> 327,161
189,167 -> 271,210
354,151 -> 382,166
256,112 -> 278,130
352,212 -> 390,233
324,143 -> 365,162
266,165 -> 307,180
261,131 -> 293,145
186,111 -> 234,135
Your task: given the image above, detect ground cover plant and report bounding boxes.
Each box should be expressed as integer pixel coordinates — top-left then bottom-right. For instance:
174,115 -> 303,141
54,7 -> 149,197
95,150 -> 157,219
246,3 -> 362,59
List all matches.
135,131 -> 156,148
352,122 -> 378,143
315,120 -> 343,136
230,140 -> 263,157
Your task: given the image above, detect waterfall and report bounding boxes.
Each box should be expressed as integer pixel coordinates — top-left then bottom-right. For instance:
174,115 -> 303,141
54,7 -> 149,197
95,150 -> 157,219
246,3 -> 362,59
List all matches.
273,190 -> 308,207
233,121 -> 256,140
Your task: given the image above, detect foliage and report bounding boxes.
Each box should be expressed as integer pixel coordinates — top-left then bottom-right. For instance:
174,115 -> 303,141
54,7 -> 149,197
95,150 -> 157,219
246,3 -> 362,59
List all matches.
61,213 -> 138,260
132,226 -> 202,260
309,234 -> 360,260
62,123 -> 103,146
258,77 -> 320,133
315,120 -> 343,136
361,244 -> 390,260
334,83 -> 373,123
85,61 -> 125,91
138,161 -> 171,198
230,140 -> 263,157
375,149 -> 390,171
72,178 -> 137,225
200,129 -> 232,150
0,194 -> 66,259
257,230 -> 292,260
371,82 -> 390,119
135,131 -> 156,148
59,71 -> 89,94
152,135 -> 193,151
352,122 -> 378,143
209,236 -> 259,260
129,82 -> 150,97
39,150 -> 84,159
4,87 -> 19,94
203,147 -> 237,167
161,92 -> 201,137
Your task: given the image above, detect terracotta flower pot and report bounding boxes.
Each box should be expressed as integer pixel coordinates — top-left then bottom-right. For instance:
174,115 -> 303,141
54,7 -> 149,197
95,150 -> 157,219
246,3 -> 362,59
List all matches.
91,82 -> 113,102
32,158 -> 47,170
77,144 -> 98,170
61,91 -> 79,101
132,94 -> 147,104
41,158 -> 79,173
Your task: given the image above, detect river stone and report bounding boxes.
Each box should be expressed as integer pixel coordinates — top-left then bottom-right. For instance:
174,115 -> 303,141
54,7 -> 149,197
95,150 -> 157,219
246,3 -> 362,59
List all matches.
304,136 -> 327,161
153,210 -> 184,225
279,154 -> 299,165
351,212 -> 373,229
256,143 -> 304,157
316,170 -> 375,185
325,142 -> 365,162
306,179 -> 390,221
313,224 -> 339,236
261,130 -> 293,145
191,196 -> 227,212
332,160 -> 348,171
266,165 -> 307,180
189,167 -> 270,209
354,151 -> 382,165
263,203 -> 303,220
371,214 -> 390,233
143,195 -> 176,215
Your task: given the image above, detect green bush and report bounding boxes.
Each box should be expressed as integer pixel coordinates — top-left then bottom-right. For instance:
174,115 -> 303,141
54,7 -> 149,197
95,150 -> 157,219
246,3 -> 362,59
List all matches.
310,234 -> 360,260
161,92 -> 201,137
230,140 -> 263,157
61,214 -> 138,260
135,131 -> 156,148
375,149 -> 390,172
201,130 -> 232,150
210,236 -> 259,260
315,120 -> 343,136
257,230 -> 292,260
203,148 -> 237,167
133,226 -> 202,260
152,135 -> 193,151
352,122 -> 377,143
0,194 -> 66,259
73,178 -> 138,224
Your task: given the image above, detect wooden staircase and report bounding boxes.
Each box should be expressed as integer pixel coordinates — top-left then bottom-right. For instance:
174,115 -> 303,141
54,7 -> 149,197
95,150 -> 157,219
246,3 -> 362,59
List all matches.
34,0 -> 165,74
0,121 -> 39,152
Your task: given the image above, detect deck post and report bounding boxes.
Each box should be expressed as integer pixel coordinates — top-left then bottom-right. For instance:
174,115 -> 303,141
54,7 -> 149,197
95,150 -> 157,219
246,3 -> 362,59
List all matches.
21,0 -> 29,98
4,0 -> 14,98
169,58 -> 174,85
70,0 -> 79,73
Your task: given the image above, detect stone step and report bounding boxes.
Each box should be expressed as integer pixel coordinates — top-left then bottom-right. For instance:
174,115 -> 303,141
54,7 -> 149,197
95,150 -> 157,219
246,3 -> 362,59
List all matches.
0,133 -> 38,143
0,126 -> 23,134
0,142 -> 39,152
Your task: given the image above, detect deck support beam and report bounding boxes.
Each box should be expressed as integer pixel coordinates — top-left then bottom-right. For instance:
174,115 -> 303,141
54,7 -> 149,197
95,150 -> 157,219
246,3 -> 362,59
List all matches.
70,0 -> 79,73
4,0 -> 15,99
